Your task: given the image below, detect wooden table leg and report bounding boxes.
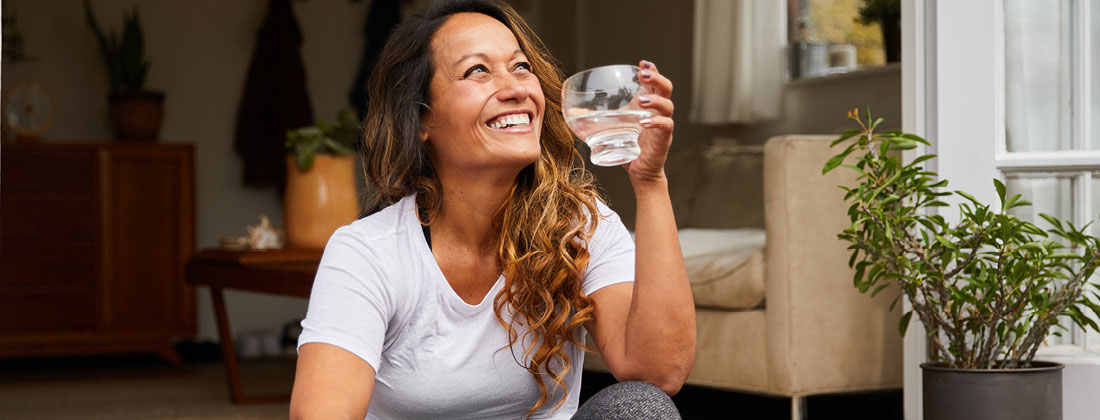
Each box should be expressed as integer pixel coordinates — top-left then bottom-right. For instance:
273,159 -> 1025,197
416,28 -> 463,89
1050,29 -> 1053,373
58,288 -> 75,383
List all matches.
211,286 -> 246,404
210,286 -> 291,404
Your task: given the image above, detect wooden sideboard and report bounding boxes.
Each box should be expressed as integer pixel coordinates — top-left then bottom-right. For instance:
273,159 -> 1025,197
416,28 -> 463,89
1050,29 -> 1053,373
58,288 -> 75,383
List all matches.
0,141 -> 196,362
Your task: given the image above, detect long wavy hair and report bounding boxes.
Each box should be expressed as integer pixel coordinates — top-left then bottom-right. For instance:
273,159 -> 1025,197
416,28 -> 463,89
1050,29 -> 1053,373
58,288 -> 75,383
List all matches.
359,0 -> 603,416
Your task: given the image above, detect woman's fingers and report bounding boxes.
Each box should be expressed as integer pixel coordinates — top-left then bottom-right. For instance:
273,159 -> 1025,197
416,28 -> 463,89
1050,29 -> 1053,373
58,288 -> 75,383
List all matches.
639,60 -> 673,98
640,115 -> 674,140
639,94 -> 673,117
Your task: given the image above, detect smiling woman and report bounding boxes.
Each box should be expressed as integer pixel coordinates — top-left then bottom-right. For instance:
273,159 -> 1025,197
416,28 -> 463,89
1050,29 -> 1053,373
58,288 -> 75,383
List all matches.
289,1 -> 694,419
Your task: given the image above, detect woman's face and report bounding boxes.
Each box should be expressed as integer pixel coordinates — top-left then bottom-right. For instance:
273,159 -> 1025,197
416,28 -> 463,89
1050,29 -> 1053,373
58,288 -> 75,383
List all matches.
421,12 -> 544,175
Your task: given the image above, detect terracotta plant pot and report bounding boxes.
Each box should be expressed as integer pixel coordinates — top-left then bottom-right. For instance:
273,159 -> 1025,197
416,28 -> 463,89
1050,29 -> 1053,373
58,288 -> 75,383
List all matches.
284,154 -> 359,249
109,90 -> 165,142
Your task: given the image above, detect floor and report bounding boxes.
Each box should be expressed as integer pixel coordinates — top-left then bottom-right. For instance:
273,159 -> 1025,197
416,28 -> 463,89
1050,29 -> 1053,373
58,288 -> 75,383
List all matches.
0,345 -> 901,419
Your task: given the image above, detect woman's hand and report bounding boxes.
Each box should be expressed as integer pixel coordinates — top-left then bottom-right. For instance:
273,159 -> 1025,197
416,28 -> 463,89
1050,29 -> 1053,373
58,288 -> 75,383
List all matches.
623,59 -> 675,187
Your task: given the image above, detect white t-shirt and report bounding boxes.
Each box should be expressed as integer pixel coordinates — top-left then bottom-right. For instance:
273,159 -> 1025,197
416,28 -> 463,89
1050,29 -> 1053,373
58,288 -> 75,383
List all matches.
297,194 -> 635,419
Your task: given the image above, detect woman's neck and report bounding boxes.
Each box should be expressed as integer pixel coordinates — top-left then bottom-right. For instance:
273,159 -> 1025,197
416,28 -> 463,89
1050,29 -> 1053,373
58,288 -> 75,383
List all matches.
430,168 -> 517,255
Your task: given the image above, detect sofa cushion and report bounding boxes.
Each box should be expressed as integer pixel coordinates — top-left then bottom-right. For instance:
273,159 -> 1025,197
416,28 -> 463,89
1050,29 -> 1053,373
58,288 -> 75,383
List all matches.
679,228 -> 766,310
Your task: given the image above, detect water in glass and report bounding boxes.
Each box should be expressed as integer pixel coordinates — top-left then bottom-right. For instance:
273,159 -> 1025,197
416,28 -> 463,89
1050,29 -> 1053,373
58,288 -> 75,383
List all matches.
565,109 -> 651,166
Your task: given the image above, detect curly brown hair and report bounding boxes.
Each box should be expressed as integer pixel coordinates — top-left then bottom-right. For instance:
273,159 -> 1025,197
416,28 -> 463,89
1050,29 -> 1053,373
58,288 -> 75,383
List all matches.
358,0 -> 605,416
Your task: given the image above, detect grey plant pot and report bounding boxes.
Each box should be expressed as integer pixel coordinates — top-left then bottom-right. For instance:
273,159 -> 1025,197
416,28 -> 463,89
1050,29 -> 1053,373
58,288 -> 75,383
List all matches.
921,361 -> 1063,420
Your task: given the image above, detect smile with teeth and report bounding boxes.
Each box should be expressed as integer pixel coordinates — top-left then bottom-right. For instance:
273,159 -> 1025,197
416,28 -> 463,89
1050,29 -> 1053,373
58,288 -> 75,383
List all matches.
486,113 -> 531,129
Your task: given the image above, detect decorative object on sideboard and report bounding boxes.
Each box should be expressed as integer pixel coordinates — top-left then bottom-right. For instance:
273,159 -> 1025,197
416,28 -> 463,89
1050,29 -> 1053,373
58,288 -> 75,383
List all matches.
246,214 -> 285,250
283,107 -> 360,249
857,0 -> 900,63
84,0 -> 164,142
220,236 -> 249,250
3,81 -> 54,141
825,108 -> 1100,420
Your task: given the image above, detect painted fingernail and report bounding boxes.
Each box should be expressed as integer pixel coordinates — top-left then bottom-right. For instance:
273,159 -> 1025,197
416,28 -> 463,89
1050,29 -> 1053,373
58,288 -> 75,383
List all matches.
641,60 -> 652,69
641,70 -> 652,79
639,118 -> 652,125
639,95 -> 651,104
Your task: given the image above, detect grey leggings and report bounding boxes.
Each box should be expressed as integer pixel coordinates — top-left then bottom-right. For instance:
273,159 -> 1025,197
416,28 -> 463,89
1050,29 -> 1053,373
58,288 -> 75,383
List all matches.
572,381 -> 682,420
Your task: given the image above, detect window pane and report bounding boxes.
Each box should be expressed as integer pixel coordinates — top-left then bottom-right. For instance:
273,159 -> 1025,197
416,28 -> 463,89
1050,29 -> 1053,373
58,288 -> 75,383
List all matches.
1089,174 -> 1100,352
1092,1 -> 1100,150
1006,174 -> 1076,346
1005,174 -> 1074,226
805,0 -> 886,67
1004,0 -> 1073,152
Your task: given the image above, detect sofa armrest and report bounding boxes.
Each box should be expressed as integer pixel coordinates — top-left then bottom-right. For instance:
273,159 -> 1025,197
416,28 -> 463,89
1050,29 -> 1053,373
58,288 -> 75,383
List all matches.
762,135 -> 902,395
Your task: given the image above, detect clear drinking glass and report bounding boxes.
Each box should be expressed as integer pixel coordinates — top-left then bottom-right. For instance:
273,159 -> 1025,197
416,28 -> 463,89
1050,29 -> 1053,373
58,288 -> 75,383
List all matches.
562,65 -> 653,166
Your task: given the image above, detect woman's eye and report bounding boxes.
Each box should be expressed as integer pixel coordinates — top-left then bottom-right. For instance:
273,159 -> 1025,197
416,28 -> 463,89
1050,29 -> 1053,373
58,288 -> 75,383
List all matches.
463,64 -> 488,78
514,62 -> 532,72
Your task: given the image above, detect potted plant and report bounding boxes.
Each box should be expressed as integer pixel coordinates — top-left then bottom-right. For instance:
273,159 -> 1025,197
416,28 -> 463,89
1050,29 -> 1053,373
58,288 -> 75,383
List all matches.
824,109 -> 1100,420
84,0 -> 164,142
856,0 -> 901,63
283,107 -> 361,249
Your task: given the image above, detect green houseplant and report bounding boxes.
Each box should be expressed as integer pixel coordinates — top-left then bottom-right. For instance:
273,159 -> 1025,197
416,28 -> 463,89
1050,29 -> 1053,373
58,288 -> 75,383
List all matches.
283,107 -> 361,249
824,108 -> 1100,420
84,0 -> 164,141
284,107 -> 359,171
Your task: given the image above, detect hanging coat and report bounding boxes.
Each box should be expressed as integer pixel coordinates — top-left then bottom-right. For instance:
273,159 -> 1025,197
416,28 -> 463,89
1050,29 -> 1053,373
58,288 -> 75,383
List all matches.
234,0 -> 314,195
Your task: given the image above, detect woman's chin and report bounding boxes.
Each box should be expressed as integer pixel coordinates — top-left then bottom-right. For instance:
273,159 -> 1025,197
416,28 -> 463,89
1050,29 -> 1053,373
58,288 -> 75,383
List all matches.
499,146 -> 541,169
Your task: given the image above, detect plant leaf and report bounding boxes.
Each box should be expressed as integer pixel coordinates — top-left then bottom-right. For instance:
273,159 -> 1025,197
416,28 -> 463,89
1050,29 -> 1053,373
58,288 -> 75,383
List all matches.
831,129 -> 862,147
993,178 -> 1006,206
823,154 -> 846,174
899,310 -> 913,337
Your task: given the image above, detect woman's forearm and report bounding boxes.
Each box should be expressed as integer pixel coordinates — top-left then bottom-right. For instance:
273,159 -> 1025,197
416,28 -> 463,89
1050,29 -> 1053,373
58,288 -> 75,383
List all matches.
623,176 -> 696,391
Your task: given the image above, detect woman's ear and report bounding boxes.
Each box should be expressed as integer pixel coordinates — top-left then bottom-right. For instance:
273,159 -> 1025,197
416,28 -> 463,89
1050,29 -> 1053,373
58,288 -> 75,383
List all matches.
419,107 -> 432,143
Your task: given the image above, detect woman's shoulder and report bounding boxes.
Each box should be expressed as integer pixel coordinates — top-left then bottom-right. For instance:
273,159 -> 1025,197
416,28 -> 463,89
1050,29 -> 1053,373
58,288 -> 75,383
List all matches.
322,195 -> 421,266
317,195 -> 427,296
585,198 -> 631,244
340,195 -> 419,242
582,197 -> 624,229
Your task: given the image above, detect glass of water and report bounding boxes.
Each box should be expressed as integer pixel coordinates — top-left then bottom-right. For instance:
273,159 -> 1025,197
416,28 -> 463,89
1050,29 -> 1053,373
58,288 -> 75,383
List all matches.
562,65 -> 653,166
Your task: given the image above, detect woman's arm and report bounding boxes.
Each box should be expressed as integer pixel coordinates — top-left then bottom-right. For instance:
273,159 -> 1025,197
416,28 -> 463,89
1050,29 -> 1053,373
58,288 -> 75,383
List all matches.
585,60 -> 695,395
290,343 -> 375,420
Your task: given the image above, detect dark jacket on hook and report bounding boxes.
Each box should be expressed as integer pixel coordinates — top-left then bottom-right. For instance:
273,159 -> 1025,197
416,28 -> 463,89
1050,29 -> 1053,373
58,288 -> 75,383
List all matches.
234,0 -> 314,195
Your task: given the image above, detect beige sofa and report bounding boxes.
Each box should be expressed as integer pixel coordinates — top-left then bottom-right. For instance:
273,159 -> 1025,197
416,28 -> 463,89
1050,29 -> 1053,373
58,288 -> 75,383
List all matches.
585,135 -> 903,418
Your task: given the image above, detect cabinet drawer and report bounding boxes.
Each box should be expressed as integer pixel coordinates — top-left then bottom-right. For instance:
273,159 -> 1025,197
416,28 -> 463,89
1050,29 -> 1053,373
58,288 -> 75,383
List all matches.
0,244 -> 96,286
0,289 -> 96,333
0,147 -> 95,192
0,195 -> 96,240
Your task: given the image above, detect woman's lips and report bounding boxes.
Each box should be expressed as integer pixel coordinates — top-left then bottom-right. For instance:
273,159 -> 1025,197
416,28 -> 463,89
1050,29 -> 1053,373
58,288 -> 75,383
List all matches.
486,123 -> 534,134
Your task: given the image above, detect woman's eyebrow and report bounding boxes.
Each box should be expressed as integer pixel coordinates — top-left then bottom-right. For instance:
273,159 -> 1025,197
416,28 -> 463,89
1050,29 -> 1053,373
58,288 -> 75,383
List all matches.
452,49 -> 524,69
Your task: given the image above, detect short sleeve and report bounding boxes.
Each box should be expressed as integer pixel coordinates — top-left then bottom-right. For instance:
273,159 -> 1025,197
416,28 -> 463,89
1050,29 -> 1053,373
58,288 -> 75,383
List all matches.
581,201 -> 636,295
297,226 -> 395,372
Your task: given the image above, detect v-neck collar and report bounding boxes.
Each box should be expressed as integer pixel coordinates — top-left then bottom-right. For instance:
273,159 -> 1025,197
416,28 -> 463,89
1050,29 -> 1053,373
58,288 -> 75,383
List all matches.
405,194 -> 505,314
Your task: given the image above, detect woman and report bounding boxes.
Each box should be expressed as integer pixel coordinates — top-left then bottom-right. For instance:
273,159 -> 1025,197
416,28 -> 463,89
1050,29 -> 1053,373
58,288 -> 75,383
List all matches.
290,1 -> 694,418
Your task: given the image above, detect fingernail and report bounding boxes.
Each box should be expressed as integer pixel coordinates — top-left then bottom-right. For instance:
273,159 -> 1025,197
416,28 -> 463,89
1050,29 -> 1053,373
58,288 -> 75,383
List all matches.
641,70 -> 652,79
641,60 -> 652,69
639,118 -> 652,125
639,95 -> 651,104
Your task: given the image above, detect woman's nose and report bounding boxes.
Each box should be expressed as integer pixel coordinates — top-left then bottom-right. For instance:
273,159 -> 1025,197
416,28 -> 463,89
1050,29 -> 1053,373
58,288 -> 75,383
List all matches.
493,75 -> 529,103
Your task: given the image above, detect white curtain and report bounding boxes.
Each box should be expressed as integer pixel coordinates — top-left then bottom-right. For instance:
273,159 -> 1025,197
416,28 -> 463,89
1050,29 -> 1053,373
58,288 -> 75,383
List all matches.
690,0 -> 786,124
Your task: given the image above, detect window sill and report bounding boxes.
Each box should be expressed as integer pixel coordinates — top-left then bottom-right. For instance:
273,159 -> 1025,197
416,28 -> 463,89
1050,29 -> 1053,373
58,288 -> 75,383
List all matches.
786,63 -> 901,88
1035,344 -> 1100,366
